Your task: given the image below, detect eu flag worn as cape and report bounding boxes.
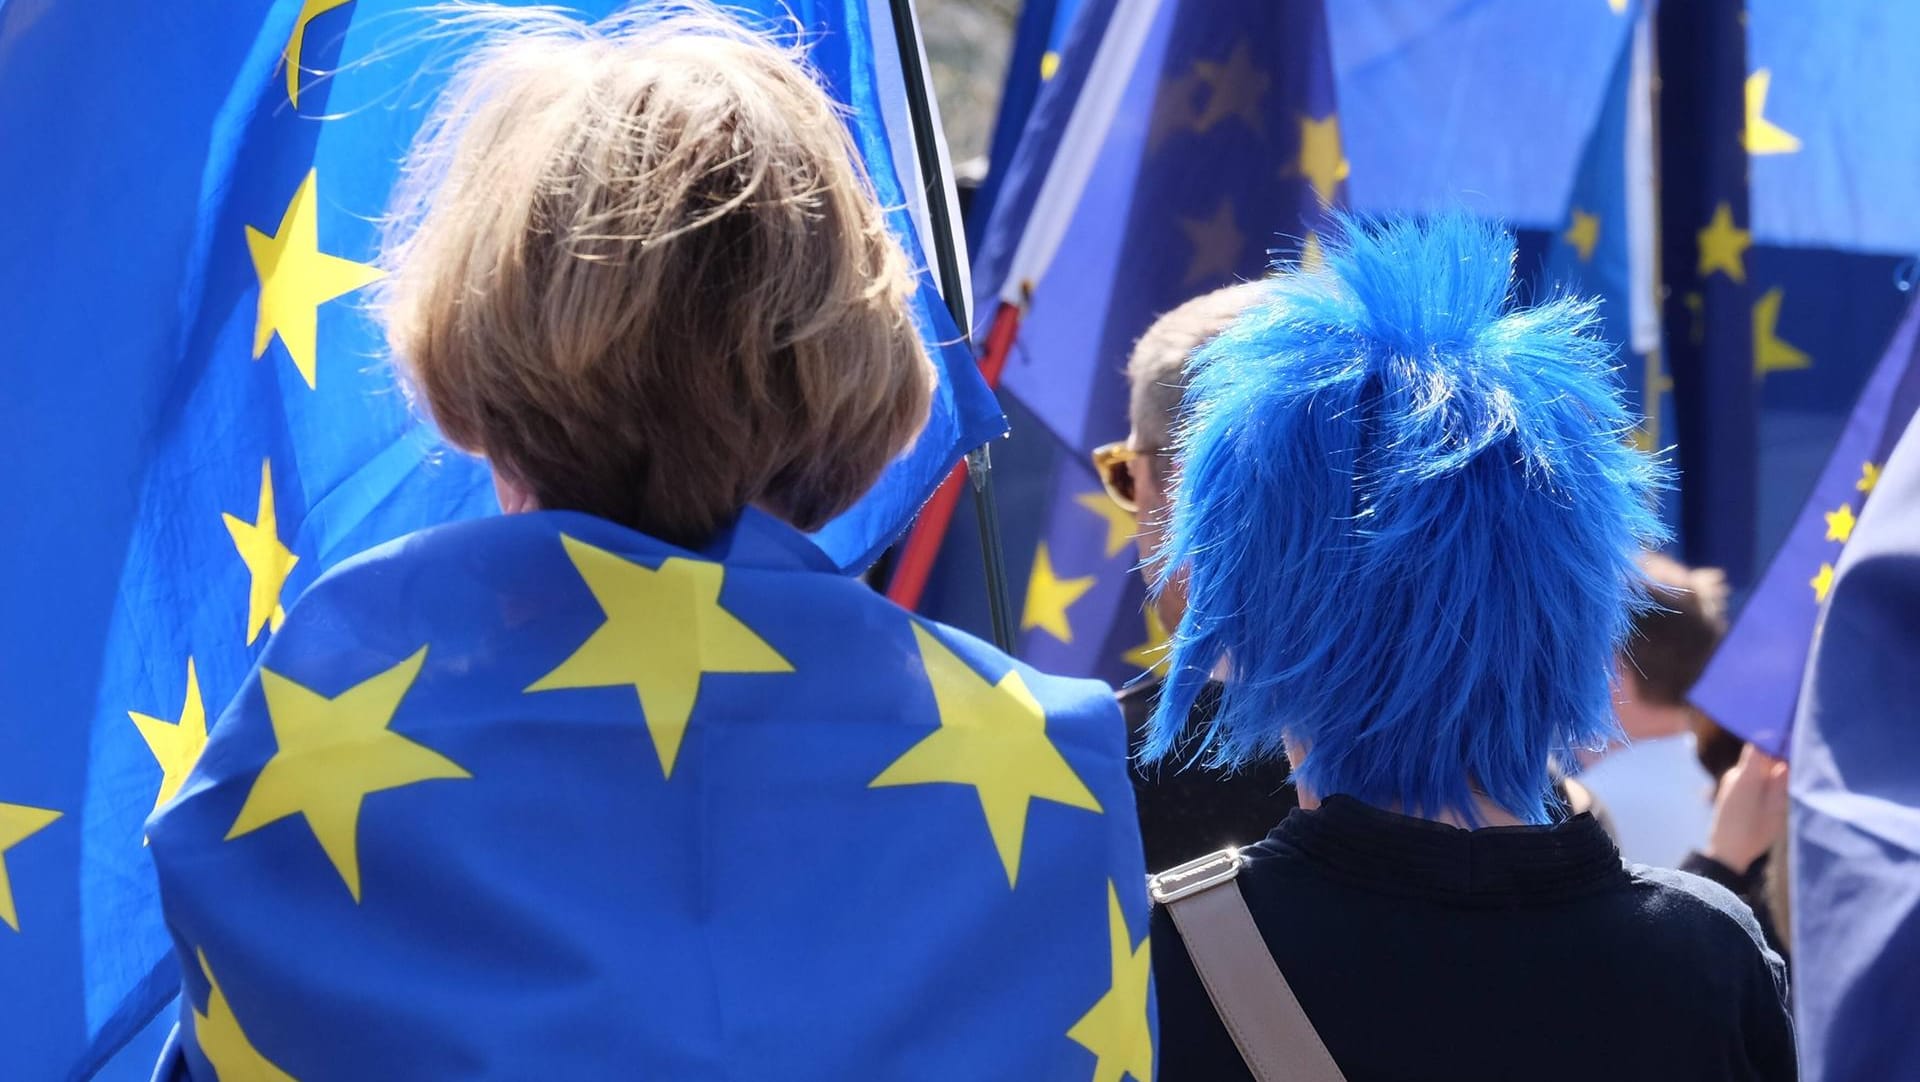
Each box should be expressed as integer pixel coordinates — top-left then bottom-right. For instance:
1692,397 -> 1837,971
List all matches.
0,2 -> 1000,1077
147,509 -> 1152,1079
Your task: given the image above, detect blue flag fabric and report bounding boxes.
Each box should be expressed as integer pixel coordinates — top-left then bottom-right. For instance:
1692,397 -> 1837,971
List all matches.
1653,0 -> 1761,584
930,0 -> 1341,687
1328,0 -> 1633,229
1538,1 -> 1677,527
1791,405 -> 1920,1082
966,0 -> 1084,244
1746,0 -> 1920,254
0,2 -> 998,1077
1693,294 -> 1920,756
145,509 -> 1150,1079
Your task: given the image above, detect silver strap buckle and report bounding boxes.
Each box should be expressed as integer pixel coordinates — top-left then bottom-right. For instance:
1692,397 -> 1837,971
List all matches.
1146,846 -> 1244,904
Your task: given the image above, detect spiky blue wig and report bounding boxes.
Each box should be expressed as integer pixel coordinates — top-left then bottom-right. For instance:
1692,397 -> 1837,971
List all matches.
1143,213 -> 1669,824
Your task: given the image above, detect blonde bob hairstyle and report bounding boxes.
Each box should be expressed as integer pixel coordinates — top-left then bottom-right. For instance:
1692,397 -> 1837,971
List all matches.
378,4 -> 935,547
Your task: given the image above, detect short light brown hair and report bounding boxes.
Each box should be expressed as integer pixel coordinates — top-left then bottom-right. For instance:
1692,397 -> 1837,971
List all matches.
378,6 -> 934,546
1125,280 -> 1270,449
1625,552 -> 1730,704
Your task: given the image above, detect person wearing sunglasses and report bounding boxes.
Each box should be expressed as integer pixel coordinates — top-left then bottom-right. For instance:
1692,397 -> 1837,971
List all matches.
1099,279 -> 1299,872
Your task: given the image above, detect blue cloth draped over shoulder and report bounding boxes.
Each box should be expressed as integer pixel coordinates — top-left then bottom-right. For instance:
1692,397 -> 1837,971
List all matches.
146,509 -> 1153,1080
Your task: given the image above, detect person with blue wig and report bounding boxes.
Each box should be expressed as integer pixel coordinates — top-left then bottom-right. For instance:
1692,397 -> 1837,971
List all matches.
1144,214 -> 1794,1081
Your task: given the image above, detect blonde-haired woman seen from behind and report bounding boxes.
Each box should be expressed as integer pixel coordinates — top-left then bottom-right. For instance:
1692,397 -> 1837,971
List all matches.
146,9 -> 1149,1079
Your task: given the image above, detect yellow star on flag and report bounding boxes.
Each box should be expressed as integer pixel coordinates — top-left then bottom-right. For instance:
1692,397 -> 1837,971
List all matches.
223,459 -> 300,646
1074,492 -> 1138,559
527,537 -> 792,778
1631,352 -> 1674,453
1067,880 -> 1154,1082
130,657 -> 209,826
194,951 -> 295,1082
1148,71 -> 1204,152
1810,562 -> 1836,602
1824,503 -> 1857,544
1040,50 -> 1061,80
1,801 -> 61,932
1192,40 -> 1268,134
1297,114 -> 1350,206
1858,462 -> 1881,494
283,0 -> 355,108
871,624 -> 1101,887
1177,198 -> 1245,286
227,647 -> 467,902
1300,231 -> 1326,271
1563,209 -> 1601,263
1753,287 -> 1810,378
1021,542 -> 1096,644
1743,69 -> 1802,156
1697,202 -> 1752,283
1122,605 -> 1173,673
1682,291 -> 1706,346
247,169 -> 385,389
1608,0 -> 1629,12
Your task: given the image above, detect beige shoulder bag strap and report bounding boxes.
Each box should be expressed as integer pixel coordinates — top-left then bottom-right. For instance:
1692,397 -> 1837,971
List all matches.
1147,849 -> 1348,1082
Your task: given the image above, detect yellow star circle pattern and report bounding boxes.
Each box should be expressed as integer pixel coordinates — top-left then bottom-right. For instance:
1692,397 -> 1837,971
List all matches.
1810,562 -> 1836,602
1753,288 -> 1811,378
1123,605 -> 1172,673
1067,880 -> 1154,1082
1022,542 -> 1097,645
1074,492 -> 1138,560
1192,40 -> 1268,135
1297,114 -> 1350,206
527,537 -> 793,778
1743,69 -> 1802,156
1563,209 -> 1601,263
227,646 -> 468,902
1858,462 -> 1882,494
283,0 -> 355,108
1696,202 -> 1752,283
1178,198 -> 1245,287
223,459 -> 300,646
246,169 -> 385,390
1824,503 -> 1857,544
130,657 -> 210,824
194,950 -> 296,1081
871,624 -> 1102,887
0,801 -> 61,933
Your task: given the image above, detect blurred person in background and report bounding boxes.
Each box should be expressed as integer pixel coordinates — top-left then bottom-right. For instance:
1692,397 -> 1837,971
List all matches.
1580,552 -> 1726,867
1144,215 -> 1793,1082
1687,743 -> 1792,958
1102,281 -> 1298,871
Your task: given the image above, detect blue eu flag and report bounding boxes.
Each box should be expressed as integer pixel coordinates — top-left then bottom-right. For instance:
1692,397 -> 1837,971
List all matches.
0,2 -> 998,1076
1792,378 -> 1920,1082
929,0 -> 1343,685
146,510 -> 1150,1078
1693,295 -> 1920,756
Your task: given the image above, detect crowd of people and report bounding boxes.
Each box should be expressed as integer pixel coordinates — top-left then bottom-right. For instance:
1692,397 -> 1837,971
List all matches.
139,7 -> 1861,1079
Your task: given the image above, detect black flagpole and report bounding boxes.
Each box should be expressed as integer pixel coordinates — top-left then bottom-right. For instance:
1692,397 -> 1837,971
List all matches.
886,0 -> 1018,653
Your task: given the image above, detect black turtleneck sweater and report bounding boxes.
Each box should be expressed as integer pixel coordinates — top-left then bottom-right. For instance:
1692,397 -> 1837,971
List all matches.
1153,797 -> 1796,1081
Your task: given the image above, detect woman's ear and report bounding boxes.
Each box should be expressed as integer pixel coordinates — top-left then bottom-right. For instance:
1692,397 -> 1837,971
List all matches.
492,469 -> 540,515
